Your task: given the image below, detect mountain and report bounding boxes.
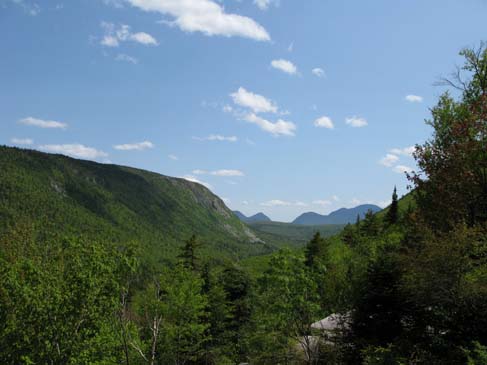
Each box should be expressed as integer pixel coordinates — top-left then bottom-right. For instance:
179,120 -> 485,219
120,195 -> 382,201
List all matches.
234,211 -> 272,223
0,146 -> 269,264
292,204 -> 382,225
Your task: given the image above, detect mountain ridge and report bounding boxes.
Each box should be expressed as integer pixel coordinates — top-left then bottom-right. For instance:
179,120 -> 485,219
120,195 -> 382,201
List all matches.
0,146 -> 269,263
234,211 -> 272,223
292,204 -> 382,225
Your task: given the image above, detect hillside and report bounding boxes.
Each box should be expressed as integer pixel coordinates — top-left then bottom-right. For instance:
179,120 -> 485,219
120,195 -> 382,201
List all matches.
292,204 -> 382,225
248,221 -> 345,246
234,211 -> 272,223
0,146 -> 269,263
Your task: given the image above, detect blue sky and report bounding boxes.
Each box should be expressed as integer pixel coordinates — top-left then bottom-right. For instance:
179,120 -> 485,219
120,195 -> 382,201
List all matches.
1,0 -> 486,221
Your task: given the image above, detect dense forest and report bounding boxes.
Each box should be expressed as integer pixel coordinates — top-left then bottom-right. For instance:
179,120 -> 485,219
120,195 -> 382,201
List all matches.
1,45 -> 487,364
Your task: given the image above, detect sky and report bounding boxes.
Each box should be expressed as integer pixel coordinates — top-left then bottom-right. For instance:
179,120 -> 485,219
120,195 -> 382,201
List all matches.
1,0 -> 487,222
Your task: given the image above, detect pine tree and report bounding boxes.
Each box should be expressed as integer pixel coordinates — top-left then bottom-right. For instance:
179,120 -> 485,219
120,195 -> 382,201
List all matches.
385,186 -> 399,225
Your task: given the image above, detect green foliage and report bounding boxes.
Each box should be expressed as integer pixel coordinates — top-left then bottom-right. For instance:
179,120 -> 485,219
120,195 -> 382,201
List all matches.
0,236 -> 134,365
248,249 -> 321,363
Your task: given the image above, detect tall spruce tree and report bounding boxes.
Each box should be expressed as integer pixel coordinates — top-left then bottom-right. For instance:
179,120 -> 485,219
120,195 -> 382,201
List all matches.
385,186 -> 399,225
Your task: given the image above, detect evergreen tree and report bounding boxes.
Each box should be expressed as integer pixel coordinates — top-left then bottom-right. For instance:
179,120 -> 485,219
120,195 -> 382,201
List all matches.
304,232 -> 326,267
178,234 -> 201,271
385,186 -> 399,225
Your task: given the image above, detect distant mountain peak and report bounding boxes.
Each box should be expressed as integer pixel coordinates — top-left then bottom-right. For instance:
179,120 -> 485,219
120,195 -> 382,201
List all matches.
234,211 -> 272,223
292,204 -> 381,225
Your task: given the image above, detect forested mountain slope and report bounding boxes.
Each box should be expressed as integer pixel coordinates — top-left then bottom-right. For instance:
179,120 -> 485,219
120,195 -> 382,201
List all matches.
0,146 -> 267,263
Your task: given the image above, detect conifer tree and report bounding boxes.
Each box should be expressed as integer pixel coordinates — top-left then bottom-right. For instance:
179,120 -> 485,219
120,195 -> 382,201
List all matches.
385,186 -> 399,225
178,234 -> 201,271
304,232 -> 326,267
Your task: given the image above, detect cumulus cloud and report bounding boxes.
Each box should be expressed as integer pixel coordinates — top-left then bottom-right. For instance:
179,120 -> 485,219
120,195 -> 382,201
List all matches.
271,59 -> 297,75
345,116 -> 368,128
115,53 -> 138,64
390,146 -> 415,156
124,0 -> 270,41
100,22 -> 158,47
405,94 -> 423,103
38,144 -> 108,159
314,116 -> 334,129
182,175 -> 212,189
379,154 -> 400,167
230,87 -> 278,114
244,113 -> 296,137
113,141 -> 154,150
394,165 -> 413,174
18,117 -> 67,129
312,67 -> 325,78
193,134 -> 237,142
193,169 -> 244,177
168,154 -> 178,160
11,138 -> 33,145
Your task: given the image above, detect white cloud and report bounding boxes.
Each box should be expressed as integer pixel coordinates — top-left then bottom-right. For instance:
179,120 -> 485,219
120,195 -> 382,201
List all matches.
168,154 -> 178,160
271,59 -> 297,75
312,200 -> 332,206
287,42 -> 294,52
312,67 -> 325,78
254,0 -> 270,10
19,117 -> 67,129
211,169 -> 244,177
100,22 -> 158,47
314,116 -> 334,129
193,169 -> 244,177
379,154 -> 399,167
193,134 -> 237,142
38,144 -> 108,159
242,200 -> 249,205
394,165 -> 413,174
221,197 -> 231,204
244,113 -> 296,137
260,200 -> 291,207
113,141 -> 154,150
192,169 -> 207,175
230,87 -> 278,114
125,0 -> 270,41
345,116 -> 368,128
182,175 -> 212,189
332,195 -> 340,202
115,53 -> 138,64
11,138 -> 33,145
390,146 -> 415,156
405,94 -> 423,103
260,200 -> 307,207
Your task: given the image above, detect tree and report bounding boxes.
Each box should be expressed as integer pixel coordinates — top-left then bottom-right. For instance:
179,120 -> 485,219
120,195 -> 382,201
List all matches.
410,43 -> 487,231
178,234 -> 201,271
385,186 -> 399,226
249,250 -> 321,364
133,266 -> 209,365
305,232 -> 326,267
